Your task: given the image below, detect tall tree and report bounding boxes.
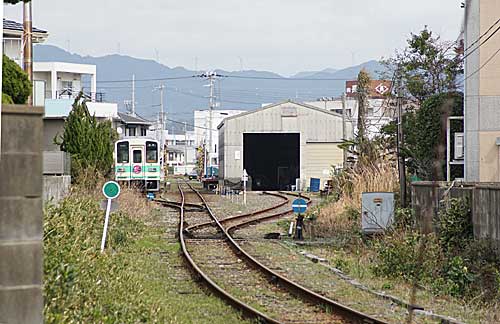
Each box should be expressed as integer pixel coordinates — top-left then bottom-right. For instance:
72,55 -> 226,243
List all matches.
383,27 -> 463,103
56,93 -> 117,178
356,69 -> 370,144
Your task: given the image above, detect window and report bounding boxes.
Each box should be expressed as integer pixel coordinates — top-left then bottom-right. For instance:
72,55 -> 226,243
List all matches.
146,141 -> 158,163
133,150 -> 142,163
127,127 -> 136,136
117,142 -> 129,163
141,128 -> 147,136
215,144 -> 217,153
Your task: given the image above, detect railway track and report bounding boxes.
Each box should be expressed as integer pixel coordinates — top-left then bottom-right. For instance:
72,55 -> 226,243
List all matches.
160,182 -> 388,324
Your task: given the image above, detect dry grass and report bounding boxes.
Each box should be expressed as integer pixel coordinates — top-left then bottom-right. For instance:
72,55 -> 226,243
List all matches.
316,162 -> 399,236
70,168 -> 153,222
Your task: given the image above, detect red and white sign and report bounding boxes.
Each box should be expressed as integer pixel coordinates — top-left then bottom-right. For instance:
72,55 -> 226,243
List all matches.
346,80 -> 392,99
133,165 -> 142,174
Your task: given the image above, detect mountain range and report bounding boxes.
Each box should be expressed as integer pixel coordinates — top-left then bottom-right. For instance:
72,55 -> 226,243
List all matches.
34,45 -> 386,131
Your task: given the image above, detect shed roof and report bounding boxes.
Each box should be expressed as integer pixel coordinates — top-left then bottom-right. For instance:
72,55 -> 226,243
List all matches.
217,100 -> 343,129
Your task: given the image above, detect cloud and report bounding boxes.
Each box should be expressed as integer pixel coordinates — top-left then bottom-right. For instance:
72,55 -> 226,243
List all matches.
4,0 -> 463,74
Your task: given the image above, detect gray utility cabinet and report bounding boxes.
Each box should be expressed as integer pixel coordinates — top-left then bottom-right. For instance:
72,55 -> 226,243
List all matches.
361,192 -> 395,234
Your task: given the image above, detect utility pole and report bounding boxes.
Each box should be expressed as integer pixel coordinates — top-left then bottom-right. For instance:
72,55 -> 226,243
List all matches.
184,122 -> 188,170
23,1 -> 33,105
396,89 -> 407,208
154,84 -> 166,173
341,92 -> 347,167
131,74 -> 136,116
208,72 -> 216,174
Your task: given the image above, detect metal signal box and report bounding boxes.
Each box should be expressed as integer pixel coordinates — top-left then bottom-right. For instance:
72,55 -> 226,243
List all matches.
361,192 -> 395,234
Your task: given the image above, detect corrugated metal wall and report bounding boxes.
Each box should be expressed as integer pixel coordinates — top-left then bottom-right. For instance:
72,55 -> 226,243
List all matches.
304,143 -> 343,185
219,102 -> 348,188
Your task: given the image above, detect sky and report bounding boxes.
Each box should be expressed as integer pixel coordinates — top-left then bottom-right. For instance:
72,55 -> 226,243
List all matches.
4,0 -> 464,76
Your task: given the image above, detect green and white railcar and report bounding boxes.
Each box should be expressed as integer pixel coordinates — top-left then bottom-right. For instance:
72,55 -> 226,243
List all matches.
114,138 -> 161,191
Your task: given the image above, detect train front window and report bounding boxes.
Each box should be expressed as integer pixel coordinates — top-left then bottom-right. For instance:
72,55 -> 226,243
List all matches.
117,142 -> 129,163
146,141 -> 158,163
133,150 -> 142,163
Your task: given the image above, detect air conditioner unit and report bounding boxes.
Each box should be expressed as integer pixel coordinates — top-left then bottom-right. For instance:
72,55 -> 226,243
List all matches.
454,133 -> 464,160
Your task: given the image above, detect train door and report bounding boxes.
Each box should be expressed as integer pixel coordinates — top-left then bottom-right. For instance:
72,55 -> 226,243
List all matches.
131,146 -> 145,181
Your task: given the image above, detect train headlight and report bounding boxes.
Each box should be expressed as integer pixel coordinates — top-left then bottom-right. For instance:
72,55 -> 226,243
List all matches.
117,167 -> 126,172
149,168 -> 157,172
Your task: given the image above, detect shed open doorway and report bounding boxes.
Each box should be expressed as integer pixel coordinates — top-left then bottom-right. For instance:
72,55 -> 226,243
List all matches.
243,133 -> 299,191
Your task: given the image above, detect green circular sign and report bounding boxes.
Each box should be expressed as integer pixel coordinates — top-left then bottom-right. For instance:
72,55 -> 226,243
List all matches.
103,181 -> 121,199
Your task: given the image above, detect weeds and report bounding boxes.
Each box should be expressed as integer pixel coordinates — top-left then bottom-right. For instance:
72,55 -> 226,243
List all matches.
314,162 -> 398,238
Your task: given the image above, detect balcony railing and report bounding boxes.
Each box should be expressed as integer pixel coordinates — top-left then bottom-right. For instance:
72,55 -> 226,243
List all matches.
45,89 -> 105,102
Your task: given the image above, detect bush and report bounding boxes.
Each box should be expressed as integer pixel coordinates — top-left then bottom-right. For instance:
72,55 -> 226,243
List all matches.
375,198 -> 500,301
393,207 -> 414,229
433,256 -> 475,297
2,54 -> 31,104
437,198 -> 473,254
2,92 -> 13,104
373,231 -> 443,282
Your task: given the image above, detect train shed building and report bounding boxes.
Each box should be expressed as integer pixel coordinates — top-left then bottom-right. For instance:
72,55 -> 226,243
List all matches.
218,101 -> 350,191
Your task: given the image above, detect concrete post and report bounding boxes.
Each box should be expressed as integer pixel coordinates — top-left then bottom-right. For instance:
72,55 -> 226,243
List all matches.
51,69 -> 57,99
91,73 -> 97,102
0,105 -> 44,324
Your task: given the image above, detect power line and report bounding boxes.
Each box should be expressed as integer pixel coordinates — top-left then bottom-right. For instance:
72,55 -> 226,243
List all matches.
219,74 -> 349,81
462,20 -> 500,62
464,17 -> 500,52
460,45 -> 500,85
97,75 -> 197,84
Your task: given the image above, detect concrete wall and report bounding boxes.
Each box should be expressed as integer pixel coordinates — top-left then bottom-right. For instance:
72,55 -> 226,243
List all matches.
0,105 -> 44,324
465,0 -> 500,181
412,182 -> 500,250
219,101 -> 347,188
43,175 -> 71,203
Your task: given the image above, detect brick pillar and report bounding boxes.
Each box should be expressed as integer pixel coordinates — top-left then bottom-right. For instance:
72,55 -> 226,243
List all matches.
0,105 -> 44,324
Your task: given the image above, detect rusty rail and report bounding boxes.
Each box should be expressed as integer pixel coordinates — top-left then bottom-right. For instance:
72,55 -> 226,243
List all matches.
176,184 -> 281,324
184,183 -> 388,324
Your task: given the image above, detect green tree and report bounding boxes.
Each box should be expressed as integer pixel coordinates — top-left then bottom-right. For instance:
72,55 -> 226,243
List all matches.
382,92 -> 463,180
340,69 -> 383,167
356,69 -> 370,148
56,93 -> 117,179
2,55 -> 31,104
384,27 -> 463,103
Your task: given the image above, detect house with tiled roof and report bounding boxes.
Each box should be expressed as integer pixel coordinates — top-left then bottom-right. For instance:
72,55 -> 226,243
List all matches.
3,18 -> 48,66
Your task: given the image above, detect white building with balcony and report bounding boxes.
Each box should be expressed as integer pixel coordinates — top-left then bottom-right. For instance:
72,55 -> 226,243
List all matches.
33,62 -> 97,102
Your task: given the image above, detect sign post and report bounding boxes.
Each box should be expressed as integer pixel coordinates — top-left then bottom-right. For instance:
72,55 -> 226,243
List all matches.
101,181 -> 121,252
242,169 -> 248,205
292,197 -> 308,240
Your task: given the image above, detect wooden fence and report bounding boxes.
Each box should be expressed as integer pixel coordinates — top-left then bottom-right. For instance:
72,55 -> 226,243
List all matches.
411,181 -> 500,249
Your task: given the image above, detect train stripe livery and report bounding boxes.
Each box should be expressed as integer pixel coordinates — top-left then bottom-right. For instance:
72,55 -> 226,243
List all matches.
114,138 -> 161,191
